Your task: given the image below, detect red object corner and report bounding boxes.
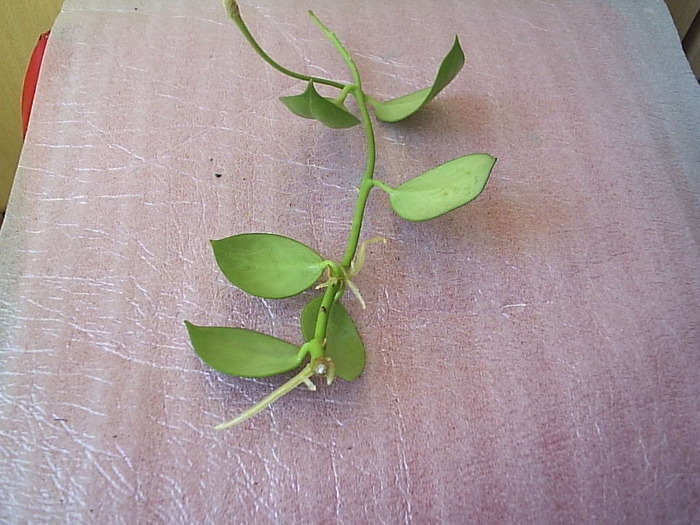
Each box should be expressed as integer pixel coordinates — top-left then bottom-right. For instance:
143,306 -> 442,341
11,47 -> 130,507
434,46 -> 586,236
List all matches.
22,31 -> 51,138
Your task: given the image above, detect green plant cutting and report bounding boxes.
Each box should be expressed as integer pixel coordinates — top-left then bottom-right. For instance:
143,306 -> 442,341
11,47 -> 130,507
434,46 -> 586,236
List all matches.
186,0 -> 496,429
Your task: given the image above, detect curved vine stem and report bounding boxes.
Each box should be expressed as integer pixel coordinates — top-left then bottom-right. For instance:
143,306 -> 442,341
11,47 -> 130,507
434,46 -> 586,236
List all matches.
216,5 -> 383,428
306,11 -> 379,346
224,0 -> 346,90
308,12 -> 377,264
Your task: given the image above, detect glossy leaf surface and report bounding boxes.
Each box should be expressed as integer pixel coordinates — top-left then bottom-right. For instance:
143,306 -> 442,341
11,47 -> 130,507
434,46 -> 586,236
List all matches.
301,296 -> 365,381
385,153 -> 495,221
370,37 -> 464,122
211,233 -> 325,299
185,322 -> 302,377
280,80 -> 360,129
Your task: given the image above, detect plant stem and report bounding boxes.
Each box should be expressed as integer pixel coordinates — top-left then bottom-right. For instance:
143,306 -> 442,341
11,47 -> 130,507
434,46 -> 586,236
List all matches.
215,6 -> 384,428
307,12 -> 378,269
228,6 -> 380,364
302,11 -> 379,349
225,1 -> 346,89
313,281 -> 340,343
334,85 -> 353,104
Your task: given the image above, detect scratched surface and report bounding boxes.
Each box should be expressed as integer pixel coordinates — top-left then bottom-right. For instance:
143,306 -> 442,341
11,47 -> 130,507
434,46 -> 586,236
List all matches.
1,0 -> 699,522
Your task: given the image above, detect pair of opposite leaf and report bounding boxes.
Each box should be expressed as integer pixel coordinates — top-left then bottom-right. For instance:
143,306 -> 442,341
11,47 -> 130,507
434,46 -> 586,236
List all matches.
281,35 -> 464,126
186,295 -> 363,381
186,232 -> 365,381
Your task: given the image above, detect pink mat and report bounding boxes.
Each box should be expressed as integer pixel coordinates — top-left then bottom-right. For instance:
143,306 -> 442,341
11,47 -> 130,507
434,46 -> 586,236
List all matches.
2,0 -> 699,522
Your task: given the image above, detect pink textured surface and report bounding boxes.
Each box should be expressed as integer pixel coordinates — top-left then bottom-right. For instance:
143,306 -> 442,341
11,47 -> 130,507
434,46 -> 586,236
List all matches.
1,0 -> 699,522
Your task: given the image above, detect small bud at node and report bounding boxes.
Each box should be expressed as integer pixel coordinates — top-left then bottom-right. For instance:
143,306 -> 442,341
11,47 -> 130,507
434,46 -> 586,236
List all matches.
223,0 -> 240,18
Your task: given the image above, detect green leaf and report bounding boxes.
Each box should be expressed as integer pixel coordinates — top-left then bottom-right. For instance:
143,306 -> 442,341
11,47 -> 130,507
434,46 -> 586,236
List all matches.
381,153 -> 495,221
280,80 -> 360,129
211,233 -> 325,299
185,321 -> 302,378
369,36 -> 465,122
300,296 -> 365,381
